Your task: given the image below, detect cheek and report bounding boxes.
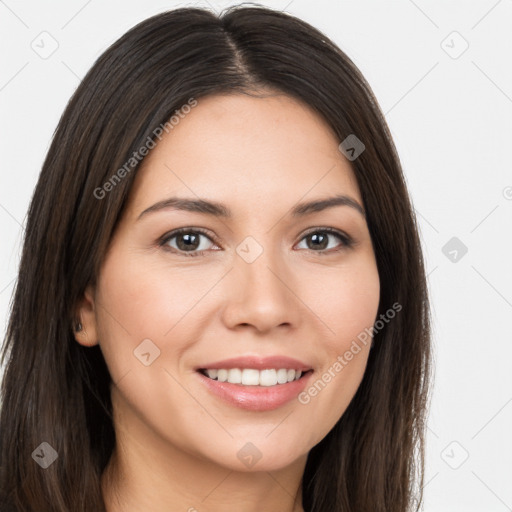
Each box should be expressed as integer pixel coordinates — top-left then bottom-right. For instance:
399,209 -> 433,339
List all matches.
93,247 -> 209,381
296,256 -> 380,444
93,250 -> 216,448
307,256 -> 380,349
97,246 -> 226,382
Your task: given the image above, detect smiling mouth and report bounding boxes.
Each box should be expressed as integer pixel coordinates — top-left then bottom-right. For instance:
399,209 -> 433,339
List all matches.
198,368 -> 313,387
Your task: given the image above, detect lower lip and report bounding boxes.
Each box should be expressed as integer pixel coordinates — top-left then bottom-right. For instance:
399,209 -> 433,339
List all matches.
197,371 -> 313,411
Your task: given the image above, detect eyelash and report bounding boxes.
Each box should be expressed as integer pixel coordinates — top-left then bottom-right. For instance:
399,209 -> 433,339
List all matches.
158,227 -> 354,258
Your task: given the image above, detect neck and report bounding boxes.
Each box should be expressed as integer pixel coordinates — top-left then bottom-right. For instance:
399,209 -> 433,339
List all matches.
102,447 -> 305,512
101,406 -> 306,512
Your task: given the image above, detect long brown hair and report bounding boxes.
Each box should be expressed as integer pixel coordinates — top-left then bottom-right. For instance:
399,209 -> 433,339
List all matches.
0,5 -> 431,511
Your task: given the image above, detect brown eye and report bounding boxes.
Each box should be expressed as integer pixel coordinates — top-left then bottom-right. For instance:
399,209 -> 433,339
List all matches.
160,228 -> 217,257
296,228 -> 353,254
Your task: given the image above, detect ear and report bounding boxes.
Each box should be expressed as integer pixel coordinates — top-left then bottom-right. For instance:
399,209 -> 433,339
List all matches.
73,284 -> 99,347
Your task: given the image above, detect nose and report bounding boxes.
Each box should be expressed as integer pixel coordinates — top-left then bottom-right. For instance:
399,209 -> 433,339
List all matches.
220,244 -> 303,334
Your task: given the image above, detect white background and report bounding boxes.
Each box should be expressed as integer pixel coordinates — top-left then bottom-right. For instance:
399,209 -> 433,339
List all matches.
1,1 -> 511,510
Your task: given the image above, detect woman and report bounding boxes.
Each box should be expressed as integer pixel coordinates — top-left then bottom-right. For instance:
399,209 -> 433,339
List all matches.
0,5 -> 431,511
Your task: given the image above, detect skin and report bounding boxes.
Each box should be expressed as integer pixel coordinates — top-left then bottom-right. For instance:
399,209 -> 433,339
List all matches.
75,91 -> 380,512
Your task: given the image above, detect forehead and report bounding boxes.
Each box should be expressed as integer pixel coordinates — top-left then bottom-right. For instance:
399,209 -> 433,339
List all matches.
126,92 -> 361,216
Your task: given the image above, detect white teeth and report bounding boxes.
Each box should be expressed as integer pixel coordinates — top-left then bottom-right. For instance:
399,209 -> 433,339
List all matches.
227,368 -> 242,384
217,369 -> 228,382
277,368 -> 288,384
241,369 -> 260,385
202,368 -> 305,386
206,369 -> 218,379
259,369 -> 277,386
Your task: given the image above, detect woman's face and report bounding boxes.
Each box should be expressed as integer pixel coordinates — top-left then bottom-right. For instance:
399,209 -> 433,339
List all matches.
79,92 -> 380,472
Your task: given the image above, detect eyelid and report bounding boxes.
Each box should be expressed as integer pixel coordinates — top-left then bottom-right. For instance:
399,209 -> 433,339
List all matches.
158,226 -> 354,256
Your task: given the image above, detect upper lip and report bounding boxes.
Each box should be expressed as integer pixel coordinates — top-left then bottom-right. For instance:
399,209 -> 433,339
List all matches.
196,355 -> 313,372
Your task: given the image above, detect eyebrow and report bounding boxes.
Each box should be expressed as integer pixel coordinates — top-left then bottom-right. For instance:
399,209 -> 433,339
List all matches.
137,194 -> 365,221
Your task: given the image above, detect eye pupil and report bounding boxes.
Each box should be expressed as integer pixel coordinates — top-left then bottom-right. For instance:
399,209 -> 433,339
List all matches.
308,233 -> 328,250
177,233 -> 200,251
